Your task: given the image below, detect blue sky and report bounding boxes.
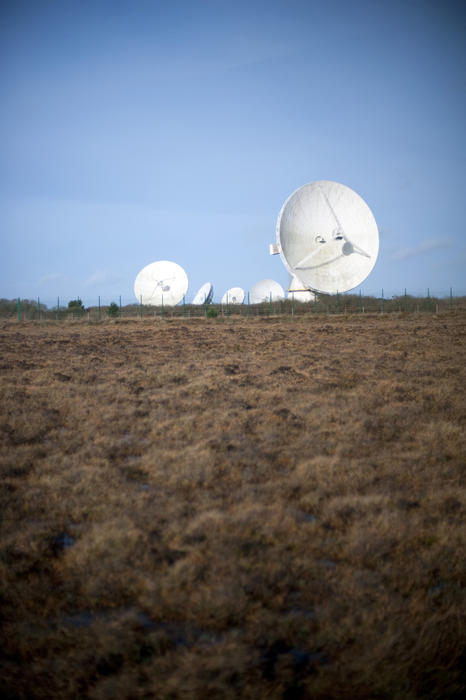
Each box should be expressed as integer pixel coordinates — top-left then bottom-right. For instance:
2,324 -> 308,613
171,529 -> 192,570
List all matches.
1,0 -> 465,304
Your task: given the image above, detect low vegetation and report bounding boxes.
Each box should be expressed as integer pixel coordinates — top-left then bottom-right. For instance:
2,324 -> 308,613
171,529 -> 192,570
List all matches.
107,302 -> 120,318
1,293 -> 465,321
1,313 -> 465,699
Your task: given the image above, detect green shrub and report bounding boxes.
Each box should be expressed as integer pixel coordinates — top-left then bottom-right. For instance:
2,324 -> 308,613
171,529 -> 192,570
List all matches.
107,302 -> 119,318
206,307 -> 218,318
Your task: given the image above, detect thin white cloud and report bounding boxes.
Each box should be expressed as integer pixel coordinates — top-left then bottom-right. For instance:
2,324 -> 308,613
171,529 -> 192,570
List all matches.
390,238 -> 454,262
84,269 -> 124,287
38,272 -> 66,286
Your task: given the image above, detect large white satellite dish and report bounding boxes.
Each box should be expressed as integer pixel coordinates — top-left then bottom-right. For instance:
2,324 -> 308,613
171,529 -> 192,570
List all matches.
274,181 -> 379,294
250,279 -> 285,304
221,287 -> 245,305
192,282 -> 213,305
134,260 -> 188,306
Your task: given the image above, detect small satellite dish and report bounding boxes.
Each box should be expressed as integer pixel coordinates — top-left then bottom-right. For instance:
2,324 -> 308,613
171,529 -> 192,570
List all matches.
221,287 -> 245,305
288,274 -> 316,302
250,279 -> 285,304
192,282 -> 213,305
275,181 -> 379,294
134,260 -> 188,306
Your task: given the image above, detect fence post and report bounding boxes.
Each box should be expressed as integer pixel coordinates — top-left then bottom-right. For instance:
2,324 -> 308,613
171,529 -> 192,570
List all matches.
226,293 -> 229,317
56,296 -> 60,321
269,292 -> 273,316
161,294 -> 164,319
336,291 -> 340,314
139,295 -> 143,319
17,298 -> 21,321
292,291 -> 295,317
98,296 -> 101,320
450,287 -> 453,311
37,297 -> 41,321
404,288 -> 408,312
381,289 -> 384,313
247,291 -> 250,317
183,295 -> 186,317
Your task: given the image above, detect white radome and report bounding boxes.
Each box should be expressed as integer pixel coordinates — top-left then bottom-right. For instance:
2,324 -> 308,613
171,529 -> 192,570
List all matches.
221,287 -> 245,305
250,279 -> 285,304
192,282 -> 213,305
134,260 -> 188,306
276,181 -> 379,294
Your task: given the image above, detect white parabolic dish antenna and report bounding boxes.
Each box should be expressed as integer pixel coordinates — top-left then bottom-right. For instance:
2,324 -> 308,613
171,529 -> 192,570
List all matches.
221,287 -> 245,305
276,181 -> 379,294
250,279 -> 285,304
134,260 -> 188,306
192,282 -> 213,305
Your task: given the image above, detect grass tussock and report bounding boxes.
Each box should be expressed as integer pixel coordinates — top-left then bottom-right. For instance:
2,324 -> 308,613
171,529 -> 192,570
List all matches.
1,314 -> 465,699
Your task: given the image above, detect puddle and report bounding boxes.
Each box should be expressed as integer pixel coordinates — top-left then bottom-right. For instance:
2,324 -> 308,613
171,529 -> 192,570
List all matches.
286,606 -> 318,620
51,532 -> 76,555
286,508 -> 317,524
261,640 -> 328,680
316,559 -> 336,569
62,611 -> 94,628
302,513 -> 317,523
59,607 -> 222,648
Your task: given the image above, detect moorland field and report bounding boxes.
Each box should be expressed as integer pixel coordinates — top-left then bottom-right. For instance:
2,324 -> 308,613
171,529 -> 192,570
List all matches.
0,313 -> 465,699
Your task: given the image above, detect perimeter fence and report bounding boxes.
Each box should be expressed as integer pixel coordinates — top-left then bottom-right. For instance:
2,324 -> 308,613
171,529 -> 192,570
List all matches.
2,288 -> 466,322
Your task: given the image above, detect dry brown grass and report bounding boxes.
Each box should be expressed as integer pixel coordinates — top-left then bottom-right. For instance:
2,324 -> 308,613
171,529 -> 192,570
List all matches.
1,313 -> 465,699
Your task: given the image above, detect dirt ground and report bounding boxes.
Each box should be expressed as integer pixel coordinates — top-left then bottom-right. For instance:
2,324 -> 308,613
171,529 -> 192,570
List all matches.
1,313 -> 465,699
